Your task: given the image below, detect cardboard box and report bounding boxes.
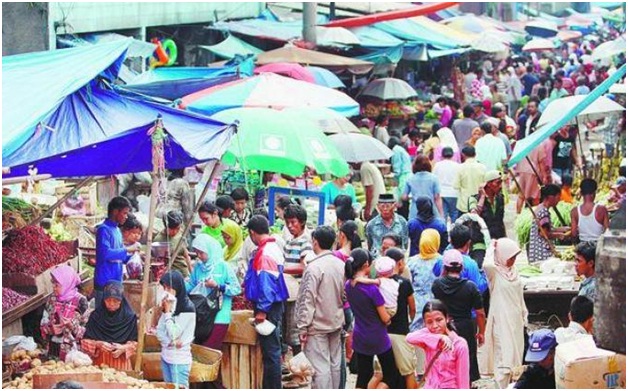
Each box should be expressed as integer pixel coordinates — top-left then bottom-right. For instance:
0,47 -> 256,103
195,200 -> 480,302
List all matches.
555,336 -> 626,389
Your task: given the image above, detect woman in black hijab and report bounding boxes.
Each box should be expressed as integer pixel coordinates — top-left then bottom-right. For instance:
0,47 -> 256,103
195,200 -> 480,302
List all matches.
159,270 -> 195,315
408,196 -> 449,256
82,281 -> 138,370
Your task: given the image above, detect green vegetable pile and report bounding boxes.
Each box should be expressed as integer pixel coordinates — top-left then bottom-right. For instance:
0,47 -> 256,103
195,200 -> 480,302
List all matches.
46,222 -> 73,241
514,201 -> 573,247
2,196 -> 39,221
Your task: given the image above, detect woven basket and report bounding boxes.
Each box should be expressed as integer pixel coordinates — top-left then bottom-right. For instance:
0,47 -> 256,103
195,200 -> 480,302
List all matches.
140,326 -> 222,383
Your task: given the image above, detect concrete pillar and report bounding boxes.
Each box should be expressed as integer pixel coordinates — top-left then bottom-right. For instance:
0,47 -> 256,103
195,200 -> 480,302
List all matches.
302,2 -> 317,45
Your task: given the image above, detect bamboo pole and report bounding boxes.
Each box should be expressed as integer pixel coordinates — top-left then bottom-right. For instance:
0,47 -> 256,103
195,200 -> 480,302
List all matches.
28,176 -> 95,226
509,169 -> 560,257
167,160 -> 221,269
135,119 -> 165,373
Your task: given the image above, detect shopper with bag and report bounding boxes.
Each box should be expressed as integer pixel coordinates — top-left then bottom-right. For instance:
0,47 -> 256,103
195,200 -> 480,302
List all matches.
186,233 -> 241,350
295,226 -> 345,389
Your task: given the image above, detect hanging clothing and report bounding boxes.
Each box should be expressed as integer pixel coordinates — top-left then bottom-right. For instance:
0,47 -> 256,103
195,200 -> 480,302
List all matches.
480,241 -> 527,389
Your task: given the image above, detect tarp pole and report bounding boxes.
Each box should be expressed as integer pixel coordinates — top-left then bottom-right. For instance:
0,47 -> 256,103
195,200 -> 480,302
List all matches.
508,169 -> 560,257
28,176 -> 95,226
576,117 -> 587,178
167,160 -> 221,268
135,118 -> 165,373
524,156 -> 568,226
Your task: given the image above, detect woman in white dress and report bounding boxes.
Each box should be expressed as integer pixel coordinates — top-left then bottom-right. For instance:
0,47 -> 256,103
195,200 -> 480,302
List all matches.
482,238 -> 528,388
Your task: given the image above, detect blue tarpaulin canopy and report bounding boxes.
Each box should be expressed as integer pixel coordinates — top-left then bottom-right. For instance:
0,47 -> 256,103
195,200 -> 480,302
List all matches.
2,39 -> 131,158
373,18 -> 466,49
357,45 -> 404,65
348,26 -> 405,48
3,86 -> 234,178
508,64 -> 626,167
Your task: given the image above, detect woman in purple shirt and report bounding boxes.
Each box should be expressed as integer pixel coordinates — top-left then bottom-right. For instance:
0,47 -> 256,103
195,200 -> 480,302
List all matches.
345,248 -> 403,389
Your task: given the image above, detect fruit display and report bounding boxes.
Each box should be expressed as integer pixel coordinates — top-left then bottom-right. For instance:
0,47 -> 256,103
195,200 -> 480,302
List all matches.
45,222 -> 73,242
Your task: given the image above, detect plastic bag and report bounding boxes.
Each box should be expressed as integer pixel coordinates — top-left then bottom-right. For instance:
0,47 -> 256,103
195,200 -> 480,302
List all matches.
288,351 -> 314,380
65,348 -> 92,367
126,252 -> 143,280
15,336 -> 37,352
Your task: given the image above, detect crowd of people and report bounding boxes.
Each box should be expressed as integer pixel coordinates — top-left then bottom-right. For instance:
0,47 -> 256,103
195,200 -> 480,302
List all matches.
37,35 -> 625,390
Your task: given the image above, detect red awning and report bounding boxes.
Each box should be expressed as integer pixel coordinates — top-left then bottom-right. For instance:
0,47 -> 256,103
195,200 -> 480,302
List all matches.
322,2 -> 459,28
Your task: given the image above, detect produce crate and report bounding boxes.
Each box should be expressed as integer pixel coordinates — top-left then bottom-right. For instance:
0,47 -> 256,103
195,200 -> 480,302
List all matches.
3,256 -> 79,296
32,372 -> 103,389
221,310 -> 263,388
2,318 -> 23,339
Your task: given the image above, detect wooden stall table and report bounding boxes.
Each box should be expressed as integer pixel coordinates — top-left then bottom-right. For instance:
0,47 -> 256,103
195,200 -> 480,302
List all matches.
221,310 -> 263,389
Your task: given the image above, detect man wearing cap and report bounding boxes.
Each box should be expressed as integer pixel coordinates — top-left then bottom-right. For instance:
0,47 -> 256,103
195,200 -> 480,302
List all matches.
514,329 -> 557,389
472,100 -> 489,124
295,226 -> 345,389
475,121 -> 507,172
366,194 -> 409,258
454,146 -> 487,216
432,249 -> 486,383
469,170 -> 507,239
487,115 -> 512,157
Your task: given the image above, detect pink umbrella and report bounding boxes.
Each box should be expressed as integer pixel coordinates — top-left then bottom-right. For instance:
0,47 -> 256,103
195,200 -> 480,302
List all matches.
254,62 -> 316,84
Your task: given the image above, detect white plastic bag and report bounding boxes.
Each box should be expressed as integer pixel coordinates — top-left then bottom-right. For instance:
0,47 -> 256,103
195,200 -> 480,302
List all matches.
289,352 -> 314,380
65,348 -> 92,367
15,336 -> 37,352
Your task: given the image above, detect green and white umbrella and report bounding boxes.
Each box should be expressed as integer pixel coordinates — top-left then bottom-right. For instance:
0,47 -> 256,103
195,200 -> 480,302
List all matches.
213,108 -> 350,177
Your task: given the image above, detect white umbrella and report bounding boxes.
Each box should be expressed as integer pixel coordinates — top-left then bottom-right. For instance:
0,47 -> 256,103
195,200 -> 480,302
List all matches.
522,38 -> 555,52
281,107 -> 361,134
592,36 -> 626,61
361,78 -> 417,101
471,32 -> 509,53
609,83 -> 626,94
327,133 -> 393,163
538,95 -> 626,128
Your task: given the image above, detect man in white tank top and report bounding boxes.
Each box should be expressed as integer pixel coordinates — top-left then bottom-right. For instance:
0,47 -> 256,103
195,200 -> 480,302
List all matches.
570,178 -> 609,243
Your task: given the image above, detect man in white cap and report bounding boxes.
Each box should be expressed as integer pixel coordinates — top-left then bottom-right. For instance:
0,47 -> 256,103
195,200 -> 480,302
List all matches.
475,121 -> 507,171
487,116 -> 512,158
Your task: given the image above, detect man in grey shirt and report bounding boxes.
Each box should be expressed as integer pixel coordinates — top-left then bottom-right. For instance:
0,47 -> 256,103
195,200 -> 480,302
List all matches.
452,104 -> 480,149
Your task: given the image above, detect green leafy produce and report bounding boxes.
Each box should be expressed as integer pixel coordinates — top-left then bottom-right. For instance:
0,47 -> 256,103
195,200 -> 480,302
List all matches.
518,265 -> 542,277
46,222 -> 73,242
514,201 -> 573,247
2,196 -> 39,221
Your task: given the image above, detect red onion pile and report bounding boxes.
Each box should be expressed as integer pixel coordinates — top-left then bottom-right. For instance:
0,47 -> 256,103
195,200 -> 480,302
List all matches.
2,288 -> 31,311
2,226 -> 71,275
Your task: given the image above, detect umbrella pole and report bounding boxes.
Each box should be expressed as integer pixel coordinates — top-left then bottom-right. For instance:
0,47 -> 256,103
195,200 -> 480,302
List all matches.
576,117 -> 587,178
135,118 -> 166,373
524,156 -> 568,226
509,169 -> 559,257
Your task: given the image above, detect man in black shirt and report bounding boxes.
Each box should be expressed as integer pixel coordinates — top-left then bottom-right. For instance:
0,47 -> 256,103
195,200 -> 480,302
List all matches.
385,248 -> 417,389
515,329 -> 557,389
432,249 -> 486,383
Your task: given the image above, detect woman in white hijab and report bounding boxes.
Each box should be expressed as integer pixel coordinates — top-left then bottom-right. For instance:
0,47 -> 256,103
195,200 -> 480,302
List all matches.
433,127 -> 461,163
480,238 -> 528,388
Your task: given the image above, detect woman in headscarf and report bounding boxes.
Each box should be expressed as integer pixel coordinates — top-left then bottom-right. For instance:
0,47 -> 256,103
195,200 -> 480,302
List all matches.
433,127 -> 461,163
481,238 -> 528,388
157,270 -> 196,389
82,281 -> 138,371
221,218 -> 244,271
41,265 -> 88,360
406,229 -> 443,376
408,196 -> 448,257
186,234 -> 242,351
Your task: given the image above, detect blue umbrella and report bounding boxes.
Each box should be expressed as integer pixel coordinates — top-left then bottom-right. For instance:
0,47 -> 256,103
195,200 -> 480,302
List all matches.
525,20 -> 558,38
305,66 -> 345,89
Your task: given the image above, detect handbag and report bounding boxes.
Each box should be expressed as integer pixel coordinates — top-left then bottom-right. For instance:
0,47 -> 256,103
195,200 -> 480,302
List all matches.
189,282 -> 223,344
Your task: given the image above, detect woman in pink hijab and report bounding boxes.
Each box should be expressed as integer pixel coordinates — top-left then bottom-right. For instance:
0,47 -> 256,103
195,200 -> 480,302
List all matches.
480,238 -> 528,388
40,265 -> 89,360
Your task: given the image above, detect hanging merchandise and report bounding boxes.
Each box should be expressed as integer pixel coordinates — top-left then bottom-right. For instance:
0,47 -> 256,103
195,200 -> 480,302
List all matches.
149,38 -> 177,68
